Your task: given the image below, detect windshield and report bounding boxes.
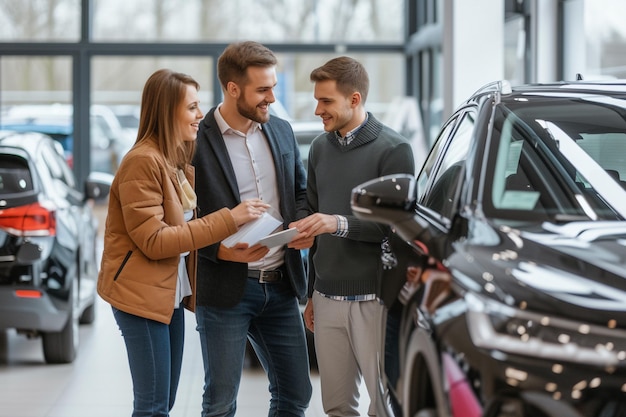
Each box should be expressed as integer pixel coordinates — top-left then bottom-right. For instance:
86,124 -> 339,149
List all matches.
486,93 -> 626,221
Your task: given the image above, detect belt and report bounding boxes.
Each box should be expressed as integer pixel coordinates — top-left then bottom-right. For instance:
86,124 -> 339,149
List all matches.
317,290 -> 379,302
248,269 -> 283,283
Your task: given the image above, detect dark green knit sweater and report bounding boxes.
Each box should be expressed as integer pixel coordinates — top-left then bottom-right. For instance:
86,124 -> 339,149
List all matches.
306,113 -> 415,297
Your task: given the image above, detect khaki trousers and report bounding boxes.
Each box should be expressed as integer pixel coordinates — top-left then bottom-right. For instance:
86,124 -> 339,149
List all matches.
312,291 -> 386,416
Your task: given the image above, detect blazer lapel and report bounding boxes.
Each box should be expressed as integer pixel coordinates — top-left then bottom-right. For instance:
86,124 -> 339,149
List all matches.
262,123 -> 285,186
203,110 -> 241,202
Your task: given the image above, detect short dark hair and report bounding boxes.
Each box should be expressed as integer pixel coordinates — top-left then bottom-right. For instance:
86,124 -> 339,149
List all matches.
310,56 -> 369,103
217,41 -> 277,90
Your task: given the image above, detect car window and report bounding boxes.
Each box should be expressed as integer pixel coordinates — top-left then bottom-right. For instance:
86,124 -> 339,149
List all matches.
576,133 -> 626,188
416,116 -> 458,201
40,143 -> 76,192
0,155 -> 34,195
491,114 -> 544,211
420,111 -> 475,220
488,99 -> 626,220
0,154 -> 38,209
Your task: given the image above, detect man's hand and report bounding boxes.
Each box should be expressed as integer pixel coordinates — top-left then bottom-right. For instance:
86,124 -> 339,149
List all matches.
287,231 -> 315,250
303,298 -> 314,332
217,243 -> 269,263
289,213 -> 337,238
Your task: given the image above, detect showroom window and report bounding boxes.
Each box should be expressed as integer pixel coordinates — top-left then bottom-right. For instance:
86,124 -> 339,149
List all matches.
0,0 -> 80,41
91,0 -> 403,43
0,0 -> 406,184
583,0 -> 626,79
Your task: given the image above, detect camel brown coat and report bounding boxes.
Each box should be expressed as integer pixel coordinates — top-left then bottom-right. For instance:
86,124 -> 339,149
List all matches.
97,139 -> 237,324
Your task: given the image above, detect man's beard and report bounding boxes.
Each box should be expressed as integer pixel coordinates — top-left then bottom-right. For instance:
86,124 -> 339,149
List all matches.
237,96 -> 270,124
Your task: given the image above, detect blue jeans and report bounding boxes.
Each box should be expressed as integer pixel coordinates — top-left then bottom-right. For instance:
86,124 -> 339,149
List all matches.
195,279 -> 312,417
112,306 -> 185,417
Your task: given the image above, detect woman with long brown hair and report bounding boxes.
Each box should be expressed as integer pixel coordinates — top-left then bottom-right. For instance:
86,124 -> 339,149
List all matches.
97,68 -> 268,417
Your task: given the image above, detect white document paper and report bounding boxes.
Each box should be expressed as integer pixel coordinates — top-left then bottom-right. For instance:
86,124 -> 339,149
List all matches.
222,212 -> 282,248
257,227 -> 298,248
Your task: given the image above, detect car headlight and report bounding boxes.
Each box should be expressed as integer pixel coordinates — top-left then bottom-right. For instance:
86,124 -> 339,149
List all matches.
465,292 -> 626,368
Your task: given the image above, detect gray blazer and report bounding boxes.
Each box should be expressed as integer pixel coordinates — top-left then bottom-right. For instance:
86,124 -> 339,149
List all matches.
192,107 -> 308,308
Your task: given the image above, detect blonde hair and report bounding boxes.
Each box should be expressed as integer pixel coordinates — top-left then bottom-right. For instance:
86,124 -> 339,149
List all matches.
136,69 -> 199,169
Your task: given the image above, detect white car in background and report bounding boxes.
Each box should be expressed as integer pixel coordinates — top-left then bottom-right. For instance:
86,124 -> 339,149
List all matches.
1,103 -> 129,173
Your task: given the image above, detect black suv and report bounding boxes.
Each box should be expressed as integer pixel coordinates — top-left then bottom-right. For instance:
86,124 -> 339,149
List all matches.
352,80 -> 626,417
0,131 -> 111,363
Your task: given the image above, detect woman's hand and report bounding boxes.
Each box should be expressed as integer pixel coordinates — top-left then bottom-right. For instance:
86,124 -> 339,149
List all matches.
217,242 -> 269,263
230,199 -> 270,226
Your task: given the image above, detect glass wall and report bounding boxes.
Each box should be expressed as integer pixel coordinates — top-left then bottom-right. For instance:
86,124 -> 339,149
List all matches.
408,0 -> 442,147
0,0 -> 406,182
0,0 -> 80,41
504,12 -> 527,87
584,0 -> 626,79
91,0 -> 403,43
92,53 -> 404,124
0,56 -> 72,103
91,57 -> 214,173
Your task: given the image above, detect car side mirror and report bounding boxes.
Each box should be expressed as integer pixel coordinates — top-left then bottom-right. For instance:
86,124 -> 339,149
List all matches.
351,174 -> 427,242
85,171 -> 114,201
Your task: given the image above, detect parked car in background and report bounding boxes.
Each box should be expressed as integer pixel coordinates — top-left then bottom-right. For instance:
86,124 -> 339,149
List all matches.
109,104 -> 140,161
268,101 -> 323,170
0,130 -> 112,363
291,120 -> 323,170
109,104 -> 140,134
352,80 -> 626,417
0,103 -> 130,173
0,117 -> 75,165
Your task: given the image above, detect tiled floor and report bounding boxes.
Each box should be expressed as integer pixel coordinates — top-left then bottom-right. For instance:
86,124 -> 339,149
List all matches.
0,295 -> 370,417
0,205 -> 370,416
0,295 -> 372,417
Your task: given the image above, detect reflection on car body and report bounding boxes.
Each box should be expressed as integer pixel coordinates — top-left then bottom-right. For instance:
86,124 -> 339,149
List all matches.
0,130 -> 111,363
352,80 -> 626,417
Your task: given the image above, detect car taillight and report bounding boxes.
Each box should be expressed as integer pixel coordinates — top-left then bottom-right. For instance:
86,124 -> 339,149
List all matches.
0,202 -> 56,236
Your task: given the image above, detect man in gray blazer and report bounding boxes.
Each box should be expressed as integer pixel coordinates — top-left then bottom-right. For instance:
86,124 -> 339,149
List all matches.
192,41 -> 312,417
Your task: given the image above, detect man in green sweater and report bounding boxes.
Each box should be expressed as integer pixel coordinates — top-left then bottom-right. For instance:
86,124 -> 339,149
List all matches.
289,56 -> 415,416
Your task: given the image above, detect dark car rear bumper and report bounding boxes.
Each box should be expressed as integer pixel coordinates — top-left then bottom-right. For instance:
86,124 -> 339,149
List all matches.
0,287 -> 68,332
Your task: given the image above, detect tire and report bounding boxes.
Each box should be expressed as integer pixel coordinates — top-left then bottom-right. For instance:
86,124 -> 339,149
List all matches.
78,245 -> 96,325
42,279 -> 79,364
404,328 -> 450,417
79,301 -> 96,325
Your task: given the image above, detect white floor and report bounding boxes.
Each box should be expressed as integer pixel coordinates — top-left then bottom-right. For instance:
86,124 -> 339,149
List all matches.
0,296 -> 371,417
0,205 -> 370,416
